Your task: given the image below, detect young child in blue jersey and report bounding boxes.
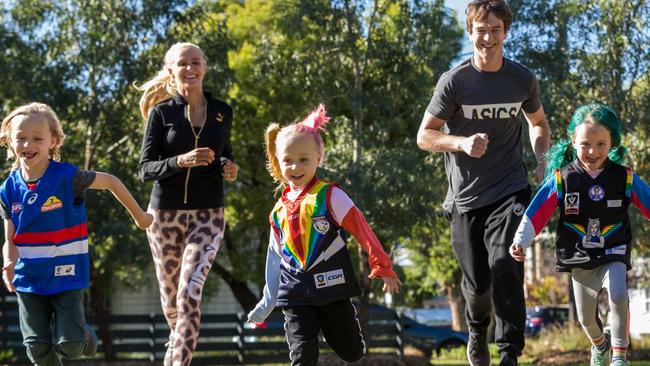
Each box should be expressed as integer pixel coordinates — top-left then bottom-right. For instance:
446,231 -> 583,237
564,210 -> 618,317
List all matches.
509,103 -> 650,366
248,105 -> 402,366
0,102 -> 153,365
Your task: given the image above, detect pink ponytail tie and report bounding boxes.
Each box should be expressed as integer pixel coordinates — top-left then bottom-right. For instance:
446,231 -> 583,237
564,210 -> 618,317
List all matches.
300,104 -> 330,131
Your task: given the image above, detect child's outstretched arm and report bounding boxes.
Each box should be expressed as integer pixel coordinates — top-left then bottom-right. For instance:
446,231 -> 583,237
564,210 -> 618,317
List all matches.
90,172 -> 153,230
329,187 -> 402,294
510,174 -> 559,261
247,229 -> 282,323
631,172 -> 650,220
1,219 -> 17,292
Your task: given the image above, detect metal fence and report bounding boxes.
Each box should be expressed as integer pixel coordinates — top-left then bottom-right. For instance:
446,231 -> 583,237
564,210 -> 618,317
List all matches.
0,295 -> 403,365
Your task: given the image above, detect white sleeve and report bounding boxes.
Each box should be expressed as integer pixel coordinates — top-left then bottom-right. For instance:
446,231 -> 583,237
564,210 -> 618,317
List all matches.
247,230 -> 282,323
330,186 -> 354,225
513,216 -> 537,250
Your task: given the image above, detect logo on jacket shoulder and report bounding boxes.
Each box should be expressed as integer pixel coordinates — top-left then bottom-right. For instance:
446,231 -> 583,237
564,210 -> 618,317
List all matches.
314,269 -> 345,289
11,202 -> 22,213
565,192 -> 579,215
312,216 -> 330,234
41,196 -> 63,212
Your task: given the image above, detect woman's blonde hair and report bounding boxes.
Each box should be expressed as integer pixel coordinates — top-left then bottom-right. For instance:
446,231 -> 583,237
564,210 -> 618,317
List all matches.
264,104 -> 331,188
134,42 -> 206,120
0,102 -> 66,170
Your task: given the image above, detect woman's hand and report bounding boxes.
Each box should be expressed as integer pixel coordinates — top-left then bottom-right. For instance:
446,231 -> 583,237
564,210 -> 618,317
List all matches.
177,147 -> 215,168
222,159 -> 239,182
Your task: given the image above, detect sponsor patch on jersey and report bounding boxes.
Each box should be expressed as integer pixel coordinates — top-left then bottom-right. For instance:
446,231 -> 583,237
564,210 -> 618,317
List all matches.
27,192 -> 38,205
588,185 -> 605,201
41,196 -> 63,212
565,192 -> 579,215
314,269 -> 345,289
312,216 -> 330,234
513,203 -> 525,216
605,245 -> 626,256
607,200 -> 622,208
11,202 -> 22,213
54,264 -> 75,277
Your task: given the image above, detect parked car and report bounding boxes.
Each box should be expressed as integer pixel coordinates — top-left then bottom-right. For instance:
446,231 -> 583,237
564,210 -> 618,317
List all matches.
524,305 -> 569,336
400,314 -> 468,356
401,307 -> 452,327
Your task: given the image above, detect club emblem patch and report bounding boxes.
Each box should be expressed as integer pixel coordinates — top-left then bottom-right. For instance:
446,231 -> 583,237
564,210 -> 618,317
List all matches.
312,216 -> 330,234
11,202 -> 22,213
588,185 -> 605,201
565,192 -> 579,215
41,196 -> 63,212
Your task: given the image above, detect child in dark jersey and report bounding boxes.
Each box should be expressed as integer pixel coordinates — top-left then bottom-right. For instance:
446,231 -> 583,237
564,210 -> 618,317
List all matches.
510,103 -> 650,366
0,102 -> 152,365
248,104 -> 401,366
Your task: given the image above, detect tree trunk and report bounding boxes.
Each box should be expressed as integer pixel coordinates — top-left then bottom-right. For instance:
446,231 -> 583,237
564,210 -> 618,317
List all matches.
357,248 -> 371,346
445,269 -> 467,332
89,268 -> 115,361
211,262 -> 259,312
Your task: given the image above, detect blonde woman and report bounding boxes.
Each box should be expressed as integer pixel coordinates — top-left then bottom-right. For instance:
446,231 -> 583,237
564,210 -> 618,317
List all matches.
135,42 -> 238,366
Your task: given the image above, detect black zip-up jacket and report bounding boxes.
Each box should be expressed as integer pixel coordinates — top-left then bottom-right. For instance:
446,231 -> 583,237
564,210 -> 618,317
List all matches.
139,92 -> 234,209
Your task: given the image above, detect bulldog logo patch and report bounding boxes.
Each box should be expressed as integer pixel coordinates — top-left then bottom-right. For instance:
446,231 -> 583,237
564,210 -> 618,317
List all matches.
41,196 -> 63,212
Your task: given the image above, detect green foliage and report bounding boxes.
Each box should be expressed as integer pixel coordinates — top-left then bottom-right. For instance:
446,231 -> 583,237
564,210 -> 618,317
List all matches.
526,276 -> 570,306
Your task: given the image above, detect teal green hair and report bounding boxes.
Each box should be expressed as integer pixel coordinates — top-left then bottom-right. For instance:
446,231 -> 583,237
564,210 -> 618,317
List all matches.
544,103 -> 626,178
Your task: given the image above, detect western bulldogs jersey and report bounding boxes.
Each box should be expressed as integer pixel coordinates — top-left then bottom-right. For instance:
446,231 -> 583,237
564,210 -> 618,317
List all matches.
514,159 -> 650,272
0,161 -> 89,294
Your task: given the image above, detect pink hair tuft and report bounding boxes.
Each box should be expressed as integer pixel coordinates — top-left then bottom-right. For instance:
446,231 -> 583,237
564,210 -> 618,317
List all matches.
300,104 -> 330,131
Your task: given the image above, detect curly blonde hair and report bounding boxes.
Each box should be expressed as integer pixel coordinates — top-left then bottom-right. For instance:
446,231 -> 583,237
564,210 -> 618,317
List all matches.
0,102 -> 66,171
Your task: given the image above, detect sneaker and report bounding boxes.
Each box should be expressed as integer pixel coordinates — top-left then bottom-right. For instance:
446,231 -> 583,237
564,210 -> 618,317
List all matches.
499,352 -> 518,366
591,332 -> 611,366
610,358 -> 627,366
466,332 -> 490,366
163,332 -> 175,366
82,324 -> 98,357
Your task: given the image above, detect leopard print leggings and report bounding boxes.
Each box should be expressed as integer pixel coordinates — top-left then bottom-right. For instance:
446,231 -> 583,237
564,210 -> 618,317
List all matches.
146,207 -> 225,366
